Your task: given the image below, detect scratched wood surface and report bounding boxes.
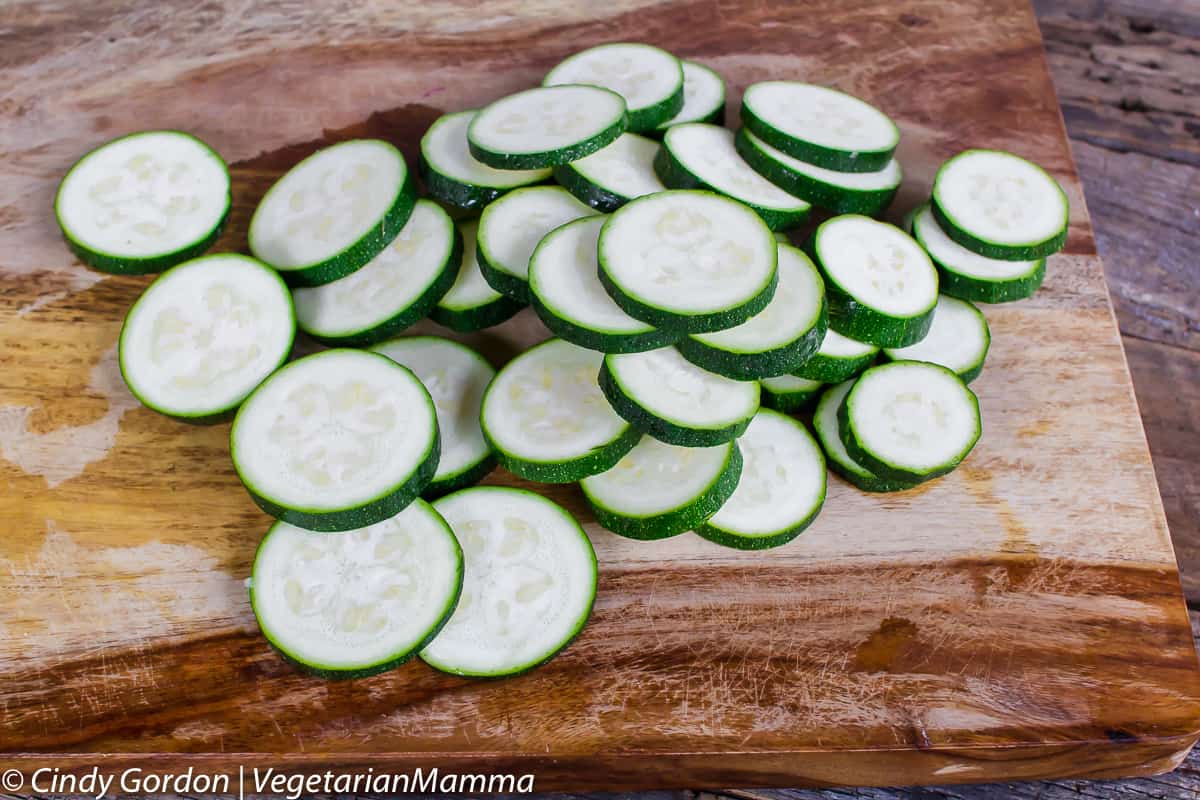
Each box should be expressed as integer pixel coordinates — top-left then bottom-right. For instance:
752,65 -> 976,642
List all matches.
1,0 -> 1198,791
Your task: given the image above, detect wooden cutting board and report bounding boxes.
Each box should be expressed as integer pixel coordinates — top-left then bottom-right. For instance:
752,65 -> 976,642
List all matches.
2,0 -> 1198,791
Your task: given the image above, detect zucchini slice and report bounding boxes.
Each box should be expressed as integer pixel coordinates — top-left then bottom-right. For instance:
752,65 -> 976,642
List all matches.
477,185 -> 597,303
760,374 -> 824,412
430,220 -> 524,332
931,149 -> 1069,260
735,127 -> 901,216
883,295 -> 991,383
231,349 -> 439,532
813,381 -> 918,493
793,328 -> 879,383
292,200 -> 459,346
421,487 -> 597,678
677,243 -> 827,379
544,42 -> 684,132
419,110 -> 552,210
811,214 -> 938,348
741,82 -> 899,173
55,130 -> 231,274
600,346 -> 760,447
371,336 -> 497,496
481,338 -> 640,482
529,216 -> 677,353
468,85 -> 628,169
656,60 -> 726,130
581,437 -> 742,540
553,133 -> 665,212
911,203 -> 1046,303
118,253 -> 294,423
250,500 -> 462,680
249,139 -> 416,287
838,361 -> 981,484
598,190 -> 778,333
697,409 -> 826,550
656,123 -> 811,231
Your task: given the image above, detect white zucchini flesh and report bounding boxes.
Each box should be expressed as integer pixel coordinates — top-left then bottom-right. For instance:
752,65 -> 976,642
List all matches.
690,244 -> 823,353
371,337 -> 495,487
421,487 -> 596,677
55,131 -> 230,263
529,216 -> 655,336
566,133 -> 665,199
743,82 -> 898,156
762,374 -> 823,394
740,127 -> 902,190
437,220 -> 504,311
422,110 -> 552,188
119,254 -> 294,418
481,339 -> 631,464
291,200 -> 454,338
606,347 -> 759,429
933,150 -> 1068,248
913,205 -> 1041,279
231,349 -> 436,513
251,500 -> 461,675
664,124 -> 811,213
478,186 -> 597,282
599,190 -> 777,315
817,216 -> 938,317
468,85 -> 627,161
582,437 -> 733,517
658,61 -> 725,128
249,139 -> 407,272
884,295 -> 990,377
820,328 -> 879,359
543,42 -> 682,122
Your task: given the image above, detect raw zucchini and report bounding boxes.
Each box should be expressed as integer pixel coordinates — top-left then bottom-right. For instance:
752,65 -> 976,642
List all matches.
735,127 -> 901,216
931,149 -> 1069,260
553,133 -> 665,212
292,199 -> 459,346
249,139 -> 416,287
55,130 -> 231,274
420,487 -> 597,677
544,42 -> 683,132
741,82 -> 899,173
250,500 -> 462,679
811,214 -> 938,348
656,124 -> 811,231
118,253 -> 294,423
813,381 -> 917,493
600,346 -> 760,447
597,190 -> 778,333
656,60 -> 726,129
581,437 -> 742,540
371,336 -> 497,496
468,85 -> 628,169
477,185 -> 597,303
481,338 -> 640,482
883,295 -> 991,383
911,203 -> 1046,303
838,361 -> 981,483
430,220 -> 524,332
677,243 -> 826,380
793,328 -> 878,383
528,216 -> 677,353
419,110 -> 552,210
760,375 -> 824,412
697,409 -> 826,550
230,349 -> 439,532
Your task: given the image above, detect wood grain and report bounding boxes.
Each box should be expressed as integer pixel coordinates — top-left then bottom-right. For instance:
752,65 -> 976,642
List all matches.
0,0 -> 1197,791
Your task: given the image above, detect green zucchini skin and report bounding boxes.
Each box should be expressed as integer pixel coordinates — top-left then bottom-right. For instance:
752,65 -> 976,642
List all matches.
487,424 -> 641,484
740,103 -> 895,174
625,84 -> 685,133
695,493 -> 822,550
300,227 -> 461,348
531,290 -> 679,354
422,453 -> 497,499
585,443 -> 743,540
418,153 -> 548,210
676,302 -> 828,381
759,379 -> 824,412
249,512 -> 463,680
429,295 -> 525,332
552,163 -> 631,213
476,242 -> 532,304
930,200 -> 1066,262
936,258 -> 1046,304
468,112 -> 629,171
793,349 -> 877,383
653,145 -> 810,232
825,455 -> 922,494
598,358 -> 755,447
272,168 -> 418,288
734,128 -> 898,216
822,282 -> 935,349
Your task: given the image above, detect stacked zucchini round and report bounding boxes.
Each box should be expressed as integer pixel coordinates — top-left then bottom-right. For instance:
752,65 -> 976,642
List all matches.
55,39 -> 1068,682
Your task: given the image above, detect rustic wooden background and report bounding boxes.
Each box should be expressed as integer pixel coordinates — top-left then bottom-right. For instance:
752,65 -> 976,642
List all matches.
0,0 -> 1194,797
